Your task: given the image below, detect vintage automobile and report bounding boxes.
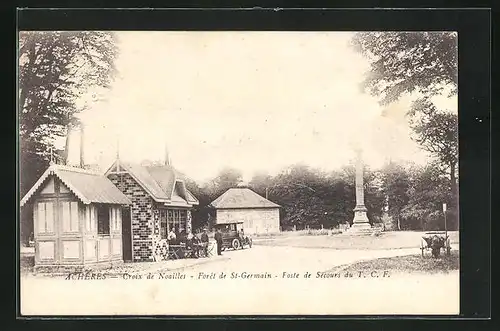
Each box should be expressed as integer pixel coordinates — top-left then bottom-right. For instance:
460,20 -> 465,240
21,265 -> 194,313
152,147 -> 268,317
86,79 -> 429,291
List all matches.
213,221 -> 253,250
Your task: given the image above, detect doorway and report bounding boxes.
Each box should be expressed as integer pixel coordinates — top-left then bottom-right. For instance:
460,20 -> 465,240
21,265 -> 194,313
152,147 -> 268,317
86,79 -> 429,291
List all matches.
121,207 -> 132,262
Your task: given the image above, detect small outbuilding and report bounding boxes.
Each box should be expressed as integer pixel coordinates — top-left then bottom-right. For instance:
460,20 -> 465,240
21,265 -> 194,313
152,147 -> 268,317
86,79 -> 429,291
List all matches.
20,164 -> 132,271
210,187 -> 281,234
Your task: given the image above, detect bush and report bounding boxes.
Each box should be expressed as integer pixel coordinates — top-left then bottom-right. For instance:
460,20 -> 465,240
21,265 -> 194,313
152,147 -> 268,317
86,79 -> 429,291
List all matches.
297,229 -> 331,236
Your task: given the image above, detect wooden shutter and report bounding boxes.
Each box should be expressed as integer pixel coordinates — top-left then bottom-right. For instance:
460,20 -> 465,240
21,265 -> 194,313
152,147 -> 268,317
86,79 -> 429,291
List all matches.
70,202 -> 79,231
86,206 -> 91,231
62,202 -> 71,232
116,208 -> 121,232
45,202 -> 54,233
38,202 -> 46,233
90,206 -> 96,231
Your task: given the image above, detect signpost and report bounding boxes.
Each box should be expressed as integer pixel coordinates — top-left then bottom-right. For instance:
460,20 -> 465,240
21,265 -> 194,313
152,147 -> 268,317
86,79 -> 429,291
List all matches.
443,203 -> 449,256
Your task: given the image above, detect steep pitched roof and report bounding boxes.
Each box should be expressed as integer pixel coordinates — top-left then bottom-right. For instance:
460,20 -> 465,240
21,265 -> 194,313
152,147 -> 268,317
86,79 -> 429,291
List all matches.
210,187 -> 280,209
105,160 -> 199,205
20,164 -> 132,207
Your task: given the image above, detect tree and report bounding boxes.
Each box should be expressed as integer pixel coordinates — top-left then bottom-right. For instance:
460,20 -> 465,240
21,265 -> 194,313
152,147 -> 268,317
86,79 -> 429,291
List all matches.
19,31 -> 118,194
408,98 -> 459,207
381,162 -> 412,230
352,31 -> 459,231
248,170 -> 272,197
19,31 -> 118,242
351,32 -> 457,105
209,167 -> 243,196
184,178 -> 213,231
401,162 -> 455,231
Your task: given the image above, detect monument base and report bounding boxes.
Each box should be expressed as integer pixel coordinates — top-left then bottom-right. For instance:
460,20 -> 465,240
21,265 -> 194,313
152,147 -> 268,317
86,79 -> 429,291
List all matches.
344,206 -> 374,236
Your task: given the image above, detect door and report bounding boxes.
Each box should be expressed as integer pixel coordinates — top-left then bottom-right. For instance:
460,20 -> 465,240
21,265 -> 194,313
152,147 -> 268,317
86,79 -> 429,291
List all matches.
121,207 -> 132,262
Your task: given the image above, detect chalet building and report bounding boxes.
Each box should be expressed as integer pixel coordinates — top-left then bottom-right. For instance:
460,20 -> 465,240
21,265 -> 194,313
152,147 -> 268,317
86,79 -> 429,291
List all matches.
210,187 -> 281,234
20,164 -> 131,271
105,158 -> 199,262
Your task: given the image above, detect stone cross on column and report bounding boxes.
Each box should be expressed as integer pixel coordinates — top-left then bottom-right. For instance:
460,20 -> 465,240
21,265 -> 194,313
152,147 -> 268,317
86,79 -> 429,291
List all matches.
348,148 -> 372,233
355,149 -> 365,208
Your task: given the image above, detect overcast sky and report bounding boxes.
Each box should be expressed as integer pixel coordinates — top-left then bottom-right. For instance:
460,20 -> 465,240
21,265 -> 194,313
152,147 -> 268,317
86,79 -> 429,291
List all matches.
63,31 -> 457,184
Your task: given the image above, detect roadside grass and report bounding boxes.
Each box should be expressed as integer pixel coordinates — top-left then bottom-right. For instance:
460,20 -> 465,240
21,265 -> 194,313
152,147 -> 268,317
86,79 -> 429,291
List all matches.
254,231 -> 459,250
337,250 -> 459,275
20,255 -> 162,277
20,255 -> 34,273
20,250 -> 223,277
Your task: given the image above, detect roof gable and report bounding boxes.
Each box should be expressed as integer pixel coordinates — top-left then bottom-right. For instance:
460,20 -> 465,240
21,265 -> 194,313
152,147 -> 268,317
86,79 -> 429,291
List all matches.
210,187 -> 280,209
20,165 -> 131,207
105,160 -> 199,205
40,178 -> 55,194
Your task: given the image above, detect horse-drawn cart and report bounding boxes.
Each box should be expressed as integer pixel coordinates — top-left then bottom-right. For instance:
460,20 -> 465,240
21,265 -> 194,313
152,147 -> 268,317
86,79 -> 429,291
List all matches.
420,231 -> 451,257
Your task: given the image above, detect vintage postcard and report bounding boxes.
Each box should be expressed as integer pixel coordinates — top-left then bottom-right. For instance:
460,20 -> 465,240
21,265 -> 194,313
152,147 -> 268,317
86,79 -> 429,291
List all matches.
19,30 -> 459,316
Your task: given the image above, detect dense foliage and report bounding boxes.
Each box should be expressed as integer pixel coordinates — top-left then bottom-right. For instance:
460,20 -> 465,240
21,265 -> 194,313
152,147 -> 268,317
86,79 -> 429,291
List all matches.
19,31 -> 118,241
352,32 -> 459,230
351,32 -> 457,105
185,161 -> 457,232
19,31 -> 118,195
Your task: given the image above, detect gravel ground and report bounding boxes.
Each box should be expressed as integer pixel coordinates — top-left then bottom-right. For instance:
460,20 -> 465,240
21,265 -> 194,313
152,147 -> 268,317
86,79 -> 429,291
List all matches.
254,231 -> 459,250
20,242 -> 459,316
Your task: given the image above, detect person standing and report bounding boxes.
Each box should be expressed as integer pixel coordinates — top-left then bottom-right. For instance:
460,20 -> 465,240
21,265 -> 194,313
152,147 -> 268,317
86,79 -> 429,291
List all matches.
214,228 -> 223,255
167,227 -> 177,259
168,227 -> 177,243
201,228 -> 209,257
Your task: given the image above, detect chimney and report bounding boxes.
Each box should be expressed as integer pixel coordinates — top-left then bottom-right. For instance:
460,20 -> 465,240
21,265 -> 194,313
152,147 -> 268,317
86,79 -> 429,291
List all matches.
79,123 -> 85,168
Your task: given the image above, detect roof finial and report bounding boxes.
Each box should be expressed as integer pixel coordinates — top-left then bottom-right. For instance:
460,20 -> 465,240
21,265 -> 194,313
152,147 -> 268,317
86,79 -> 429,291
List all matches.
116,134 -> 121,171
49,146 -> 54,165
116,135 -> 120,160
165,142 -> 171,166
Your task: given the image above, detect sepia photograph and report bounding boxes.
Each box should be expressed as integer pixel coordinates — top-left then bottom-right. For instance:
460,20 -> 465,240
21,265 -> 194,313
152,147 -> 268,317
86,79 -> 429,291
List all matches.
19,30 -> 459,315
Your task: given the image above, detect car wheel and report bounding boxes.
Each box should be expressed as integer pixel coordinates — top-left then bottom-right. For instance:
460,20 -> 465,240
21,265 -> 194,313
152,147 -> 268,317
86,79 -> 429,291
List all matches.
232,239 -> 241,250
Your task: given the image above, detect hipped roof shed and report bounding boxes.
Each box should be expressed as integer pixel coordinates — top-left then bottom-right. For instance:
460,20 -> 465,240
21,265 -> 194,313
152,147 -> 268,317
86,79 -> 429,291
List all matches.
20,164 -> 132,207
210,187 -> 280,209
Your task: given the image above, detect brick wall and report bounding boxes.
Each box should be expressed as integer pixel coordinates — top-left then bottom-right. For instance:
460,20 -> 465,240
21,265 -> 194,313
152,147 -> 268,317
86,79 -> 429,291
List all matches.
216,208 -> 280,234
108,173 -> 155,262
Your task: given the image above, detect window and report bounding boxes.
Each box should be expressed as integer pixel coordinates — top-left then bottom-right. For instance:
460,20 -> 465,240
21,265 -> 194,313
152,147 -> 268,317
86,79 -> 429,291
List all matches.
160,209 -> 167,239
86,205 -> 97,232
110,208 -> 121,232
179,211 -> 186,232
166,209 -> 187,233
97,205 -> 110,235
37,202 -> 55,233
61,201 -> 79,232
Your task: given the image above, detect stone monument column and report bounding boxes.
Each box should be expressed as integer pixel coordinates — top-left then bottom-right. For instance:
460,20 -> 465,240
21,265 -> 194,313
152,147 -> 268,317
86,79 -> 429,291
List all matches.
347,148 -> 372,233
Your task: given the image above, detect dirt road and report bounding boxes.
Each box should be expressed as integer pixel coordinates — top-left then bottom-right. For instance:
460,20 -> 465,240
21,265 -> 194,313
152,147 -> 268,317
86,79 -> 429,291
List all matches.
20,244 -> 459,316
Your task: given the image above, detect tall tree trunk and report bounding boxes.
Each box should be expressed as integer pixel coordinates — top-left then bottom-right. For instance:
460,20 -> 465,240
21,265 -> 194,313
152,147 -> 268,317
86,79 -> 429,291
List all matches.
19,40 -> 37,119
19,88 -> 28,115
79,124 -> 85,168
64,124 -> 72,165
450,162 -> 457,201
